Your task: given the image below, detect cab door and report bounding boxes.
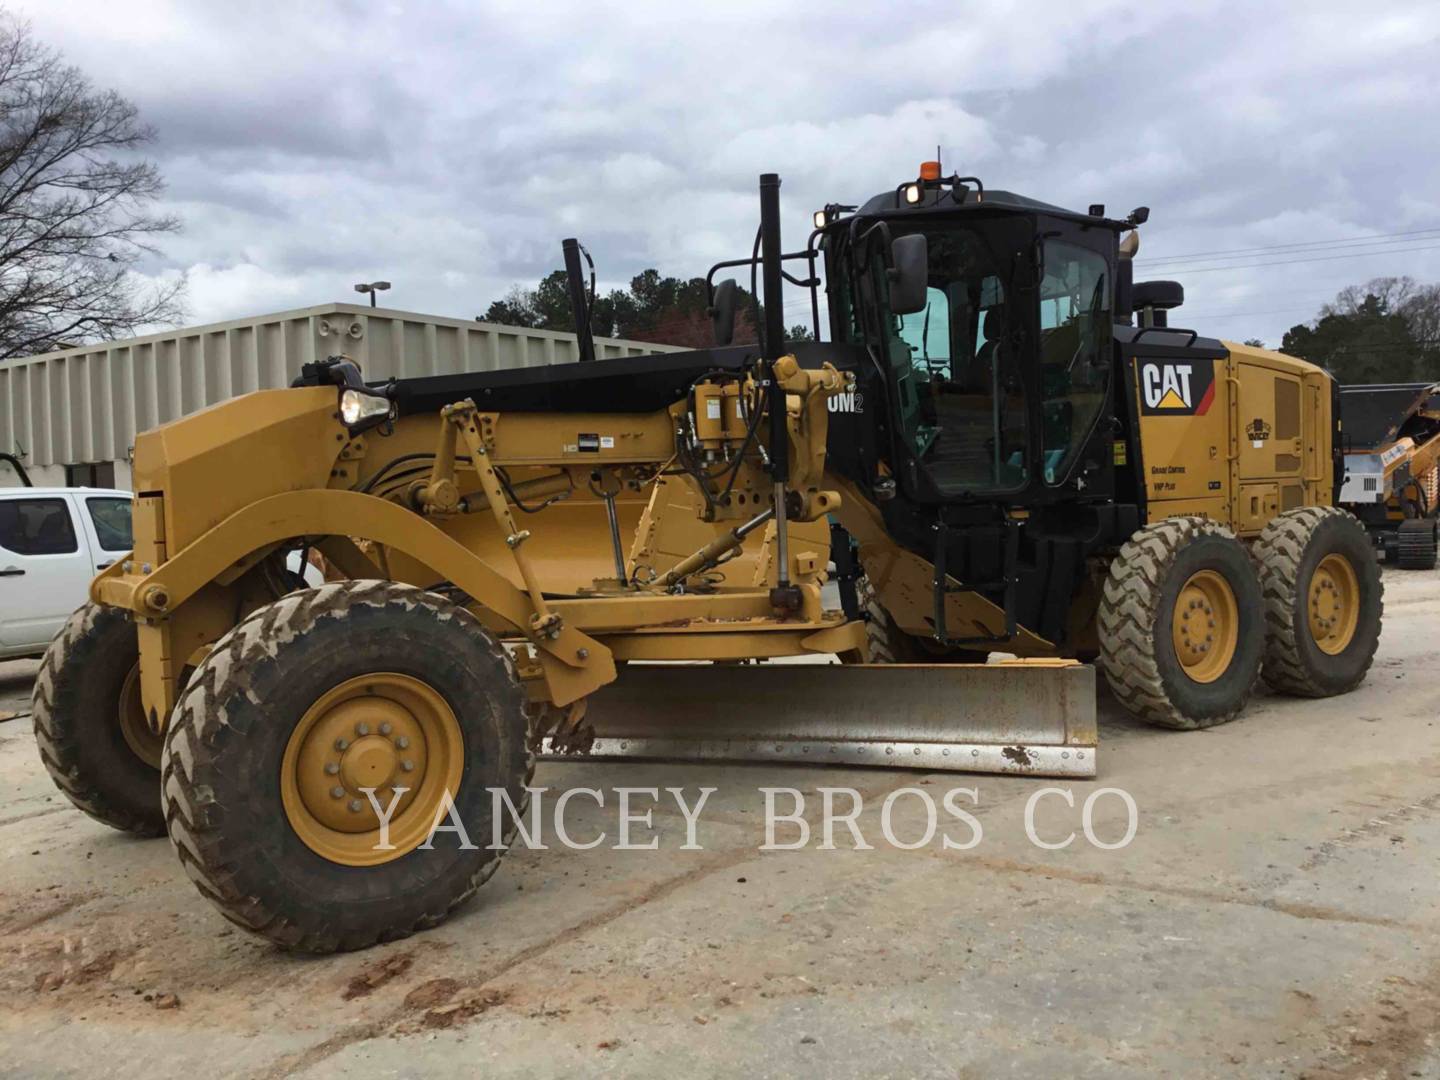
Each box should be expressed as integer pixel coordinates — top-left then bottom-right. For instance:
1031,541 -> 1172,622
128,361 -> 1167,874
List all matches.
0,494 -> 94,656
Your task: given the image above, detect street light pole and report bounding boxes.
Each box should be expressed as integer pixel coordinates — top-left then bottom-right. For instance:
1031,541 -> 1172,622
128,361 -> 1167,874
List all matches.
354,281 -> 391,307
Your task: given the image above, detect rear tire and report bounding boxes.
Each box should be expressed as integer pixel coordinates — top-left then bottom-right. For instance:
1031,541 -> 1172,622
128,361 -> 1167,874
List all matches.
31,603 -> 164,837
1098,517 -> 1264,730
161,581 -> 531,953
1253,507 -> 1383,697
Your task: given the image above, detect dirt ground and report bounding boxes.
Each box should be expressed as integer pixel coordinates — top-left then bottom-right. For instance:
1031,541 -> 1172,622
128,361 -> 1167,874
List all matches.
1,567 -> 1438,1078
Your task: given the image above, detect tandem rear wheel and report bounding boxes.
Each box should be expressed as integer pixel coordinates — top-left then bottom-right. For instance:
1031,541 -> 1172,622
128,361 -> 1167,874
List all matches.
1252,507 -> 1383,697
1099,517 -> 1264,729
160,581 -> 531,953
1100,511 -> 1383,730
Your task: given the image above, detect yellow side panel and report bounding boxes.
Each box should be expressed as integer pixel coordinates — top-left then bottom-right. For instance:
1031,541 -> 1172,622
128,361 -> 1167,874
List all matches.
1226,342 -> 1334,511
1135,343 -> 1335,535
1235,482 -> 1280,533
1132,354 -> 1232,523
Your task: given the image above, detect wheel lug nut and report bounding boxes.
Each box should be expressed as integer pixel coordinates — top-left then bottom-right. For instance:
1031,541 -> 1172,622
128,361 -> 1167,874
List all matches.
348,799 -> 363,813
356,722 -> 370,736
380,722 -> 393,735
401,759 -> 416,773
325,763 -> 339,776
335,737 -> 349,751
330,786 -> 345,799
395,736 -> 410,750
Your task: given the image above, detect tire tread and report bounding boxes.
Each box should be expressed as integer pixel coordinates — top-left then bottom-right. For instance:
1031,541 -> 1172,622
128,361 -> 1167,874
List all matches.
1252,506 -> 1382,697
1098,516 -> 1256,730
31,603 -> 164,836
159,580 -> 533,953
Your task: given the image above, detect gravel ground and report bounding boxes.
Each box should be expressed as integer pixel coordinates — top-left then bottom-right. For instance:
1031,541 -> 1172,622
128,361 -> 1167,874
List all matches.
0,567 -> 1437,1078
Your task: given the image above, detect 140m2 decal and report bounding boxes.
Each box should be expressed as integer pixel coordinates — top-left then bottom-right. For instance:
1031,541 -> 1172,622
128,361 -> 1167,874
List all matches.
1137,358 -> 1216,416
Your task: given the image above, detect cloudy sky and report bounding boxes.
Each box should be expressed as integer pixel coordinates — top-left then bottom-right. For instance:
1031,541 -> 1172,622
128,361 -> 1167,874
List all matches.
13,0 -> 1440,347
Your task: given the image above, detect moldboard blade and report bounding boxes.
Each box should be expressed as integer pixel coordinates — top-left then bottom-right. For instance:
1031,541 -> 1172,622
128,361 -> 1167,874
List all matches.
542,660 -> 1097,778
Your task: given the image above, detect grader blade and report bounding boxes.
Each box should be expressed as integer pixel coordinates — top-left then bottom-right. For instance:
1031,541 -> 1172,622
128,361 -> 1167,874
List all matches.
546,660 -> 1097,778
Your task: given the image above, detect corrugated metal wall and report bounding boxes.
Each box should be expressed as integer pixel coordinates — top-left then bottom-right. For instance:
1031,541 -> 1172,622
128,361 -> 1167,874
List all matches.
0,302 -> 684,469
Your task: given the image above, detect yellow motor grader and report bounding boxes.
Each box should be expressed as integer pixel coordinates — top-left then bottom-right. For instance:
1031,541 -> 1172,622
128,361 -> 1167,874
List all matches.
32,168 -> 1383,952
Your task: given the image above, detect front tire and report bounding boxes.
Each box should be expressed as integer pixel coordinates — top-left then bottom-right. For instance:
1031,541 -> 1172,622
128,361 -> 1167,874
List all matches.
31,603 -> 165,836
1253,507 -> 1382,697
161,581 -> 530,953
839,576 -> 989,664
1098,517 -> 1264,729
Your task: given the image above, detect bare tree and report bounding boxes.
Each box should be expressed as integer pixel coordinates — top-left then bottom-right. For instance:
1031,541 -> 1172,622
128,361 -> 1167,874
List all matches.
1325,276 -> 1440,348
0,15 -> 182,359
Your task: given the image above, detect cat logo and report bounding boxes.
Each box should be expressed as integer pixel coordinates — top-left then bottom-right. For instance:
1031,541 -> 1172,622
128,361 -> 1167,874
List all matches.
1137,358 -> 1216,416
828,390 -> 863,414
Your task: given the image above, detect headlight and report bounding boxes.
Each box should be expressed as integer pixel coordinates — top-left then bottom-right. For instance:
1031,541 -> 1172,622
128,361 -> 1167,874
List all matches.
339,388 -> 393,431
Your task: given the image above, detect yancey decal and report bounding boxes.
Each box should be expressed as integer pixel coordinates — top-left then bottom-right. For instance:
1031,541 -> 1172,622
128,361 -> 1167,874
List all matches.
1137,359 -> 1216,416
1245,418 -> 1272,449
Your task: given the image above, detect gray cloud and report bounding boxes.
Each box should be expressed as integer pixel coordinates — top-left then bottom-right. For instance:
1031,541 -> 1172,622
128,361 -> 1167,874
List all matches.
12,0 -> 1440,346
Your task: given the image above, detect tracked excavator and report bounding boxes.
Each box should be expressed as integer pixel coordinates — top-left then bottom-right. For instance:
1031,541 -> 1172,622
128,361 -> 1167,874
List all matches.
31,164 -> 1385,951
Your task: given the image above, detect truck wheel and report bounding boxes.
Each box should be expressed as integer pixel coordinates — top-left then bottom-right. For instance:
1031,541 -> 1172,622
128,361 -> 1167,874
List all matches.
840,576 -> 912,663
31,603 -> 165,836
839,577 -> 988,664
161,581 -> 531,953
1253,507 -> 1383,697
1098,517 -> 1264,729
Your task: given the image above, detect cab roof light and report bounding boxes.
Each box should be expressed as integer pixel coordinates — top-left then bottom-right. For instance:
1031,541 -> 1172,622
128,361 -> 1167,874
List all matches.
813,203 -> 857,229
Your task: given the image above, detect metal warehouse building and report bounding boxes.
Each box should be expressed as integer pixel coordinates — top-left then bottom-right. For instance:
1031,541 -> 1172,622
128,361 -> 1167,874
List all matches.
0,302 -> 682,489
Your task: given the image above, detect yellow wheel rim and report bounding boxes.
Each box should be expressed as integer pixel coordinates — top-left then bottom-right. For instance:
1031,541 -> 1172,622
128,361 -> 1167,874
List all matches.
1171,570 -> 1239,684
281,673 -> 464,867
1308,553 -> 1359,655
118,663 -> 163,770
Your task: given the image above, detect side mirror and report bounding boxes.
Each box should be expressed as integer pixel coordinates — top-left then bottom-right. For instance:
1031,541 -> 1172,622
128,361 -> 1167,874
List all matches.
709,278 -> 738,346
887,234 -> 928,315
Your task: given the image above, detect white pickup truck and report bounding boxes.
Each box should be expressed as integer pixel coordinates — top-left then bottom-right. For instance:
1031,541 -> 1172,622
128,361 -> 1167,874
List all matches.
1,483 -> 320,660
1,486 -> 135,660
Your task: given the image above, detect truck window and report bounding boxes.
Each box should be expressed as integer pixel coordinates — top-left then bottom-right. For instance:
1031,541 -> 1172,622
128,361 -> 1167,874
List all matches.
86,497 -> 133,551
0,498 -> 78,555
1039,240 -> 1111,484
886,225 -> 1027,494
896,287 -> 951,371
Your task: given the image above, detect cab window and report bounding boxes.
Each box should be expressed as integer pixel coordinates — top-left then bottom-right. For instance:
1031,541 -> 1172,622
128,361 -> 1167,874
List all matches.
885,226 -> 1027,494
897,287 -> 950,371
1039,240 -> 1111,484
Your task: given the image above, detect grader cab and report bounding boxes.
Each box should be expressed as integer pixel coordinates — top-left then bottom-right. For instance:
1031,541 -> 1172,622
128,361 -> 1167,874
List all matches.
32,167 -> 1383,952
